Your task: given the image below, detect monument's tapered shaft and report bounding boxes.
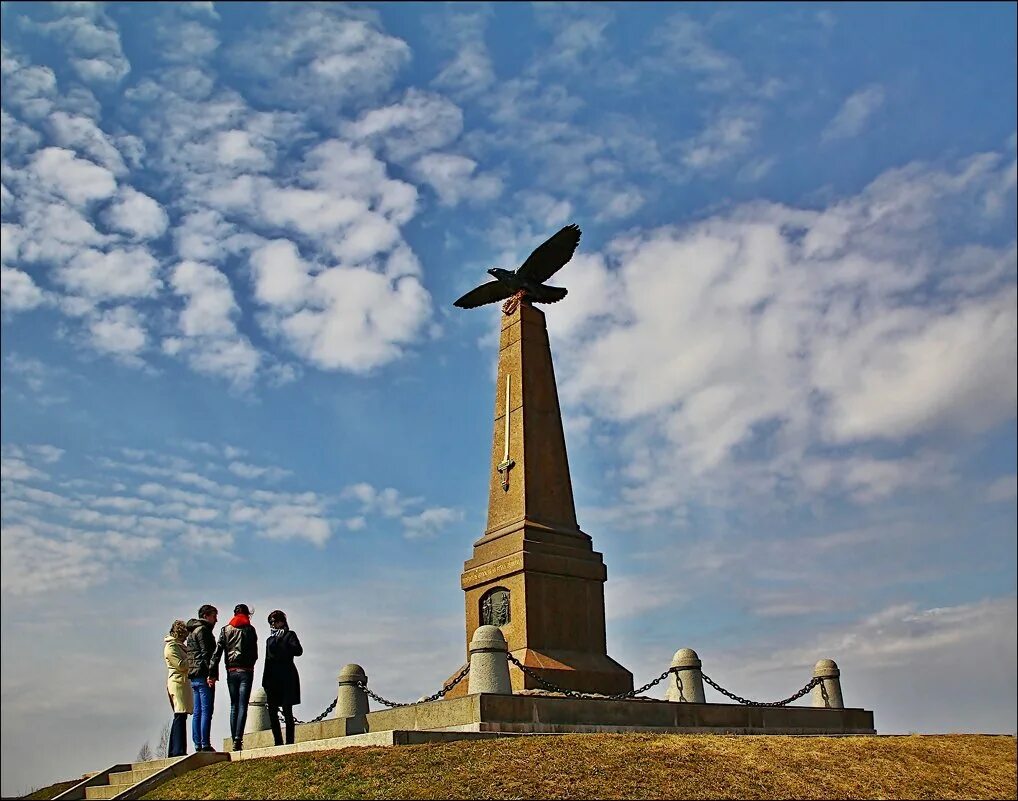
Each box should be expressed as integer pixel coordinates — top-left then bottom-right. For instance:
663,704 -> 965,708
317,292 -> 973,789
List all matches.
452,302 -> 633,697
485,303 -> 578,533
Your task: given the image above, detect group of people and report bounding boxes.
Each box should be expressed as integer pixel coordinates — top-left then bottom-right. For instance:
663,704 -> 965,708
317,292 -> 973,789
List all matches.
163,603 -> 303,756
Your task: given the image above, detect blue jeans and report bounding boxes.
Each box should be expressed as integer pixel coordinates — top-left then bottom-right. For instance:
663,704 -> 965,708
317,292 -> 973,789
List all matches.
191,680 -> 215,749
226,670 -> 253,742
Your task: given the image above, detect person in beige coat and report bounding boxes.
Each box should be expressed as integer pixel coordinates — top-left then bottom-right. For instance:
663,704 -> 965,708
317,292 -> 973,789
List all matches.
164,620 -> 193,757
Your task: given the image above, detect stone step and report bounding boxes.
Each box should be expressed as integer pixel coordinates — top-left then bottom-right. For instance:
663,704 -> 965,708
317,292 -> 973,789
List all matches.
128,755 -> 183,772
84,785 -> 121,801
108,765 -> 163,786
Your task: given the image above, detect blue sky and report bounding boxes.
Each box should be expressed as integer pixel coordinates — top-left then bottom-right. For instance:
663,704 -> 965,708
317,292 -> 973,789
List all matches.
1,1 -> 1016,793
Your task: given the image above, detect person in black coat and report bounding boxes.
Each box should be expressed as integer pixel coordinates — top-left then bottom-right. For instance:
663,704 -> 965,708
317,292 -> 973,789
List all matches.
263,609 -> 303,746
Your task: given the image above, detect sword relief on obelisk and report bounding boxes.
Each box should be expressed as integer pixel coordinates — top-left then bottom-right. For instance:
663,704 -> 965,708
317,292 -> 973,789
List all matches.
496,373 -> 515,491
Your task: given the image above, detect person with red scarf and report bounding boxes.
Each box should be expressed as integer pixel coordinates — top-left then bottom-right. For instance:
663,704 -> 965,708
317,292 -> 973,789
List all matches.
212,603 -> 259,751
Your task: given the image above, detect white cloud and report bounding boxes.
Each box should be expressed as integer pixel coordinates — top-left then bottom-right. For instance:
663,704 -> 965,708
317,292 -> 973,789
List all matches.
236,502 -> 332,547
411,153 -> 502,207
400,506 -> 463,540
28,445 -> 64,464
249,239 -> 311,310
0,523 -> 107,595
429,9 -> 495,99
226,6 -> 410,113
28,5 -> 131,85
214,129 -> 269,170
101,187 -> 169,240
556,147 -> 1016,512
87,306 -> 148,357
822,84 -> 886,142
29,147 -> 117,206
277,268 -> 431,372
1,454 -> 47,482
682,107 -> 759,169
342,482 -> 420,518
171,260 -> 237,337
45,111 -> 127,175
985,474 -> 1017,503
227,461 -> 291,482
1,54 -> 57,120
1,266 -> 46,313
55,247 -> 161,299
343,89 -> 463,163
818,289 -> 1017,442
649,14 -> 744,93
15,201 -> 108,265
166,260 -> 261,386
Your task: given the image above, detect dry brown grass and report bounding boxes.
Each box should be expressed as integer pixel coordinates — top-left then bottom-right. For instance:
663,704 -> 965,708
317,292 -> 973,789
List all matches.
144,733 -> 1017,800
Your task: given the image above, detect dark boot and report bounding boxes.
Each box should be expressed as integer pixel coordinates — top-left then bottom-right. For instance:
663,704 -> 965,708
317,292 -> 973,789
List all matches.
232,737 -> 243,752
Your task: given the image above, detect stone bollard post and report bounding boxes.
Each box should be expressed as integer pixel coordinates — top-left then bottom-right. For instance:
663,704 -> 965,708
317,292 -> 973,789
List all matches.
811,658 -> 844,709
336,664 -> 370,734
244,687 -> 272,735
666,648 -> 706,703
467,625 -> 512,695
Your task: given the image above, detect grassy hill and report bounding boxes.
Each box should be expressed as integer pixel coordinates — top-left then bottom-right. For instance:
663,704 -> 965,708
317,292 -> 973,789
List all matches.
22,734 -> 1015,800
117,733 -> 1017,800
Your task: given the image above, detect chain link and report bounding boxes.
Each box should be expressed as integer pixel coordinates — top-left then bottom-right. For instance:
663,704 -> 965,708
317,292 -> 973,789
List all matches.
700,672 -> 822,707
279,662 -> 825,723
293,697 -> 337,725
355,663 -> 471,709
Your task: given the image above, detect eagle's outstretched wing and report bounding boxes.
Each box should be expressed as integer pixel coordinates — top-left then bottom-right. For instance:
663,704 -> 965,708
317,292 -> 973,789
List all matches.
516,224 -> 581,284
453,280 -> 516,309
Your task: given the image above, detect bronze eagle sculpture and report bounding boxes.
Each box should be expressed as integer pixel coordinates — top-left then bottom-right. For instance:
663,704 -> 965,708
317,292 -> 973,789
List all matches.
453,224 -> 581,311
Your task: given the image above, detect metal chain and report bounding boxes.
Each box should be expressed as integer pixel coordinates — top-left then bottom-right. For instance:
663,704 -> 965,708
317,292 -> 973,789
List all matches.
255,696 -> 338,727
505,652 -> 671,700
355,663 -> 471,709
361,686 -> 411,708
293,697 -> 337,725
273,663 -> 823,722
700,672 -> 822,707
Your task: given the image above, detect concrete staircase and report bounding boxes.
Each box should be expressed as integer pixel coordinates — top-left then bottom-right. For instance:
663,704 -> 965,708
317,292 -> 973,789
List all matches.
53,753 -> 228,801
83,757 -> 181,799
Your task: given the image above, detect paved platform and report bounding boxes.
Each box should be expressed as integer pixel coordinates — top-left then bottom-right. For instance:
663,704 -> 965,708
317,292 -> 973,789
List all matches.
234,692 -> 876,751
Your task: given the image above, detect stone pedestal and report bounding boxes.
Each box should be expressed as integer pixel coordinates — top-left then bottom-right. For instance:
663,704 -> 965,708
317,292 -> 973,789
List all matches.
236,693 -> 877,750
451,302 -> 632,696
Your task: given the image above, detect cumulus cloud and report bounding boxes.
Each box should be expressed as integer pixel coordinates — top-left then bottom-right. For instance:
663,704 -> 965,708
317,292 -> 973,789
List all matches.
1,50 -> 58,120
87,306 -> 148,358
682,107 -> 759,169
226,5 -> 410,113
45,111 -> 128,175
276,268 -> 431,372
822,84 -> 886,142
401,507 -> 463,540
166,260 -> 260,386
343,89 -> 463,163
227,461 -> 291,482
410,153 -> 502,206
249,239 -> 312,310
1,523 -> 108,595
29,147 -> 117,206
1,265 -> 46,314
554,147 -> 1017,513
26,4 -> 131,85
431,9 -> 496,100
55,247 -> 161,299
101,187 -> 169,240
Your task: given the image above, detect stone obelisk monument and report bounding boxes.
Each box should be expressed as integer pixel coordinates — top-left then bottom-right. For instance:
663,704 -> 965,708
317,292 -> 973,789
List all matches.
454,301 -> 633,695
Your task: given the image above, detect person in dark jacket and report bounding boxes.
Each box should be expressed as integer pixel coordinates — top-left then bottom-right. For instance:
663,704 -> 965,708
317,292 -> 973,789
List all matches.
184,604 -> 219,752
262,609 -> 303,746
212,603 -> 258,751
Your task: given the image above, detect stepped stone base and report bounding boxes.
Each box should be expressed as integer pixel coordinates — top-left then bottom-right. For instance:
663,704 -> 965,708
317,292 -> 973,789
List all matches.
235,692 -> 876,750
